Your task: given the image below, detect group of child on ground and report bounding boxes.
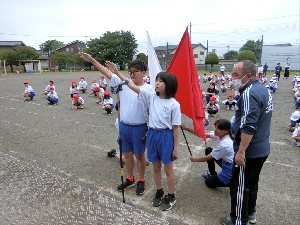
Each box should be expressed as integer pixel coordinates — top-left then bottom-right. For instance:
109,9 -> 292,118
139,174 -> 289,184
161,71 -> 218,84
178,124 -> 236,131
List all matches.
23,75 -> 115,115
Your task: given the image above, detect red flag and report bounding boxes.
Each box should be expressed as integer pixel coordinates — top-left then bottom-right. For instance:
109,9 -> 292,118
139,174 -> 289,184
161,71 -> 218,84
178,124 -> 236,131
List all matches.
166,27 -> 206,142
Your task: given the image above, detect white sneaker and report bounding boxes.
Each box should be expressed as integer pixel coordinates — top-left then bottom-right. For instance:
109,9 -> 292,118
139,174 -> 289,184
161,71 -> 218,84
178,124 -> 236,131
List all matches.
297,142 -> 300,147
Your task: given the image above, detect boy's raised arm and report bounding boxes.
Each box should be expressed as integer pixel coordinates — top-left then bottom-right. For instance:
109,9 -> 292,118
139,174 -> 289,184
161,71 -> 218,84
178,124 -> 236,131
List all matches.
78,52 -> 113,79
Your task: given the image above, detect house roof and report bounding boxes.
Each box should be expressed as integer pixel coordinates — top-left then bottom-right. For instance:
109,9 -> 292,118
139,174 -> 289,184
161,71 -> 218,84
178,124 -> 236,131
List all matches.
55,40 -> 86,51
0,41 -> 25,46
154,43 -> 206,51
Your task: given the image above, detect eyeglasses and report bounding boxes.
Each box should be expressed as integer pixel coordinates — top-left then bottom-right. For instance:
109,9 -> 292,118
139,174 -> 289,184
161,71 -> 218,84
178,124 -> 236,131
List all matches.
128,70 -> 141,75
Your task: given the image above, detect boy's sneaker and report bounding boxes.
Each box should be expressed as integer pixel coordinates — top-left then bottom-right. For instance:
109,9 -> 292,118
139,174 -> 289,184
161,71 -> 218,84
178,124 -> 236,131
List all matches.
201,170 -> 211,180
117,178 -> 136,192
248,212 -> 257,224
152,189 -> 164,207
297,142 -> 300,147
107,149 -> 117,158
136,179 -> 145,195
161,195 -> 176,211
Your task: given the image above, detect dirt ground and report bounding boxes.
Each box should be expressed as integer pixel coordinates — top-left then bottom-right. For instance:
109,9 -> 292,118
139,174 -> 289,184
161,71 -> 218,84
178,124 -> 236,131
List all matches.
0,71 -> 299,225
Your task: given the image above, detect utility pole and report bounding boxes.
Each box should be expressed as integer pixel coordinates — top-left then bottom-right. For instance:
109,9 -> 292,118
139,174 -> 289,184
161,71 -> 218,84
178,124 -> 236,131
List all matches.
227,45 -> 230,52
189,22 -> 192,40
166,42 -> 169,69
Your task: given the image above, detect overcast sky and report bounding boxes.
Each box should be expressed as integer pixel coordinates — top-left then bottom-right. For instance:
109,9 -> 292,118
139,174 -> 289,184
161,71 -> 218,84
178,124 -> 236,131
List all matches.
1,0 -> 299,56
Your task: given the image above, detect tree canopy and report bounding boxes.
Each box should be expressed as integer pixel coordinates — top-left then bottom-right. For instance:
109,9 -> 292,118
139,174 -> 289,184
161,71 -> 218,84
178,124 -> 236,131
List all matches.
239,40 -> 261,53
136,53 -> 148,64
39,40 -> 64,55
223,50 -> 238,60
85,30 -> 138,70
52,52 -> 73,70
238,50 -> 256,63
0,45 -> 39,72
205,52 -> 219,70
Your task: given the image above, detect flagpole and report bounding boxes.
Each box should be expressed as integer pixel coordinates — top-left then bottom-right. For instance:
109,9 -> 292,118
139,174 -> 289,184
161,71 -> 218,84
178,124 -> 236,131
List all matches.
180,126 -> 192,156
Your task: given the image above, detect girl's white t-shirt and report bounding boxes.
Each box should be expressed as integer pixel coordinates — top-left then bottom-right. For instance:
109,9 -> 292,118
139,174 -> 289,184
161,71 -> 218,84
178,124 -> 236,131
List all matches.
209,134 -> 234,163
138,89 -> 181,130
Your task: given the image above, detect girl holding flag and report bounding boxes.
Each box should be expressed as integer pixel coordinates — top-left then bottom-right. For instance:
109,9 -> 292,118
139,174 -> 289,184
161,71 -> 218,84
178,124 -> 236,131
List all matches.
106,60 -> 181,211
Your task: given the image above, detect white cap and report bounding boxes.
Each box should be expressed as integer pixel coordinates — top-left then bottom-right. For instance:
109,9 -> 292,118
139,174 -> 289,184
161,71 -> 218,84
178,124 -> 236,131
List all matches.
290,111 -> 300,121
266,85 -> 269,88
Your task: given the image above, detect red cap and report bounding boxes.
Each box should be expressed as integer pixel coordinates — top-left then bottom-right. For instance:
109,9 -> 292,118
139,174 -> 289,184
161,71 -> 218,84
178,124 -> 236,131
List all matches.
23,80 -> 29,84
94,86 -> 100,92
209,96 -> 217,101
104,90 -> 110,95
72,80 -> 77,84
50,86 -> 54,90
228,93 -> 234,97
72,94 -> 79,100
101,75 -> 104,78
80,76 -> 84,79
92,79 -> 96,83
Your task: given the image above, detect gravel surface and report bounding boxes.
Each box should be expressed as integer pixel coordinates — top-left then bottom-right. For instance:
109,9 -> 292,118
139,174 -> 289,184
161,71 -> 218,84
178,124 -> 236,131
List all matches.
0,72 -> 299,224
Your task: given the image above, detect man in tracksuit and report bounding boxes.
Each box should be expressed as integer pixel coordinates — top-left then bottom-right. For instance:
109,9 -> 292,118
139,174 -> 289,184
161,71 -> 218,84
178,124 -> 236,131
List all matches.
221,60 -> 273,225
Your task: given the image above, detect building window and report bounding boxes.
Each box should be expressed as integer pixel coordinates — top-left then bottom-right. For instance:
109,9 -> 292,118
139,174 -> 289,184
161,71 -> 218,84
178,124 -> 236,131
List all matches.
70,48 -> 73,52
200,51 -> 204,55
66,48 -> 69,52
194,54 -> 198,58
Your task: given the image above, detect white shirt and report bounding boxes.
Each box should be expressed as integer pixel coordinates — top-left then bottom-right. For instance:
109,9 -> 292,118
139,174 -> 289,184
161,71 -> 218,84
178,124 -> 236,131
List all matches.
90,83 -> 99,90
72,97 -> 84,105
25,86 -> 34,92
99,78 -> 107,85
220,65 -> 225,71
209,134 -> 234,163
103,97 -> 113,105
138,89 -> 181,130
110,74 -> 155,125
78,80 -> 87,88
292,127 -> 300,138
47,91 -> 58,99
206,103 -> 220,110
45,85 -> 55,92
70,86 -> 79,93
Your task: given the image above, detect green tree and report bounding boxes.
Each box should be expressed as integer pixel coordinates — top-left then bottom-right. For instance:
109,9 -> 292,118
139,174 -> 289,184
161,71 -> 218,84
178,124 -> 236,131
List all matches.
0,49 -> 17,72
52,52 -> 72,70
0,45 -> 39,72
239,39 -> 261,53
205,52 -> 219,70
87,30 -> 138,70
238,50 -> 256,63
136,53 -> 148,64
39,40 -> 64,56
223,50 -> 238,60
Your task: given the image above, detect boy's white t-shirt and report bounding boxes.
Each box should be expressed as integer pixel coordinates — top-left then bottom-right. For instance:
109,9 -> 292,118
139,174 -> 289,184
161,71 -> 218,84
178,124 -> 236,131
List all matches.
110,74 -> 155,125
138,89 -> 181,130
72,97 -> 84,105
90,83 -> 99,89
209,134 -> 234,163
47,91 -> 58,99
25,86 -> 34,92
292,127 -> 300,138
99,79 -> 107,85
78,80 -> 87,88
70,86 -> 79,93
45,85 -> 55,92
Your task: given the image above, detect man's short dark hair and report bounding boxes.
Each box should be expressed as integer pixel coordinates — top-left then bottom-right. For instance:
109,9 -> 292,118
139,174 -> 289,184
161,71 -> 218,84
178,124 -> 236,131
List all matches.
241,60 -> 256,76
128,59 -> 147,72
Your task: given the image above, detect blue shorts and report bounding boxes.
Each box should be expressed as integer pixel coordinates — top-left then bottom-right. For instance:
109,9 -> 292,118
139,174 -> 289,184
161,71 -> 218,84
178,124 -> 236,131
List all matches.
146,128 -> 174,164
109,103 -> 114,110
120,122 -> 147,156
29,92 -> 35,98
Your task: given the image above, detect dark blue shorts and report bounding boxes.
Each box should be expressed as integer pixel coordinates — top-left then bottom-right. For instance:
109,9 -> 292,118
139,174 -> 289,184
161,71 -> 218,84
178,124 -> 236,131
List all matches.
120,122 -> 147,156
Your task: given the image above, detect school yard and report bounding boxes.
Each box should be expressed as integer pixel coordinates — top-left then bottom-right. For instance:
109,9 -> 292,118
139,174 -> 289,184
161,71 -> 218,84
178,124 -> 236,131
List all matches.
0,71 -> 299,225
